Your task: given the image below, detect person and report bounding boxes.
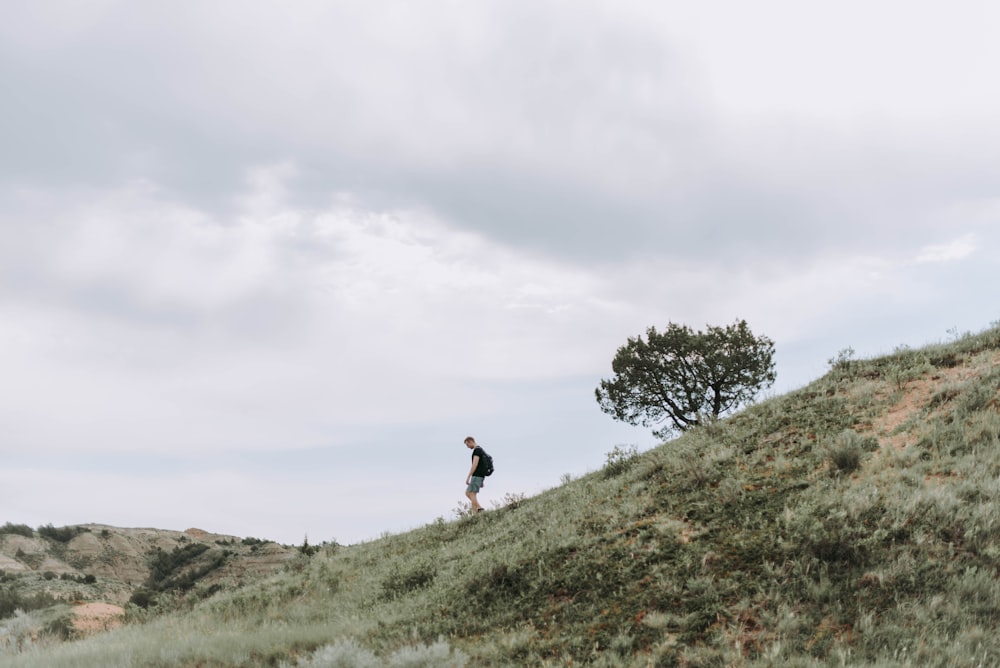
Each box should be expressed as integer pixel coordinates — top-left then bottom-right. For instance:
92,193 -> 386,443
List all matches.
464,436 -> 488,513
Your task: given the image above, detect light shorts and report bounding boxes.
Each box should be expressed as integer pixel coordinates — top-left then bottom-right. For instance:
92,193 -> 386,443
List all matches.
466,476 -> 484,493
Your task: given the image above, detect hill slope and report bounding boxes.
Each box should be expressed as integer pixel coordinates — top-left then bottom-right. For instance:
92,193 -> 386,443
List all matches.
0,525 -> 296,593
3,326 -> 1000,667
0,525 -> 297,641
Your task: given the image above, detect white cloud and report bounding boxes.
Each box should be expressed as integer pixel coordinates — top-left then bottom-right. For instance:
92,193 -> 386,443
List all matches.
0,169 -> 629,455
914,234 -> 977,264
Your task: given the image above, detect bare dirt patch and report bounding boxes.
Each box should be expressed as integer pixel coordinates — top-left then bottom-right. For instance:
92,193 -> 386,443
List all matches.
870,350 -> 1000,451
71,602 -> 125,635
875,377 -> 942,450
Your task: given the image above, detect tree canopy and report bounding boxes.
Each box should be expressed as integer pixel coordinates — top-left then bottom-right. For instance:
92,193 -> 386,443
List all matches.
595,319 -> 776,438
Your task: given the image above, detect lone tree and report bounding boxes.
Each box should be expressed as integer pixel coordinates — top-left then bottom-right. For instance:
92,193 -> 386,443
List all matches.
595,319 -> 776,438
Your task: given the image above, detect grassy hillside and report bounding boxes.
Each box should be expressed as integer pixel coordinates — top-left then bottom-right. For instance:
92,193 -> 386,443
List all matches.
3,325 -> 1000,667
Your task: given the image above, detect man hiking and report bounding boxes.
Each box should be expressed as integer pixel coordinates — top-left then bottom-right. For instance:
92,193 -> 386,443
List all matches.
464,436 -> 489,513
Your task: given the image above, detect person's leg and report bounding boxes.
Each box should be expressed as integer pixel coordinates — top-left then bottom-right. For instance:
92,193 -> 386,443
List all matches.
465,489 -> 480,512
465,477 -> 483,512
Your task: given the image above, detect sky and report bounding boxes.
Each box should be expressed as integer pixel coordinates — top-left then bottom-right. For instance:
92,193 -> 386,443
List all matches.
1,0 -> 998,546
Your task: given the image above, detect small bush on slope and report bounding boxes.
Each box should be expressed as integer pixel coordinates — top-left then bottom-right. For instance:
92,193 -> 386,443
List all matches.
0,525 -> 33,539
285,637 -> 467,668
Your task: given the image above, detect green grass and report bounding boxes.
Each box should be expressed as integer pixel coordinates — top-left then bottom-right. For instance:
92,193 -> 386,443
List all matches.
3,324 -> 1000,666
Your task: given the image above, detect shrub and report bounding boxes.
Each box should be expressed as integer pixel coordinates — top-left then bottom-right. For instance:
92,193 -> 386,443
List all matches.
827,347 -> 856,375
37,524 -> 85,543
929,384 -> 962,409
13,548 -> 43,569
451,502 -> 475,520
128,589 -> 158,609
0,523 -> 33,538
603,444 -> 640,478
380,561 -> 436,600
290,638 -> 468,668
0,590 -> 58,619
826,430 -> 871,475
291,638 -> 380,668
43,615 -> 74,640
144,543 -> 226,592
386,638 -> 468,668
956,379 -> 1000,416
0,609 -> 34,654
299,536 -> 320,557
491,492 -> 527,510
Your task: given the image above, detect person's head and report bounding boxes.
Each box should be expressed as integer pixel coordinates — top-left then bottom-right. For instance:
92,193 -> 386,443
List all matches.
464,436 -> 476,449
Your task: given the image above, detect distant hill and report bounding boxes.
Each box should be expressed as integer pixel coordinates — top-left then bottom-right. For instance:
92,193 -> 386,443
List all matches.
0,524 -> 297,641
3,324 -> 1000,667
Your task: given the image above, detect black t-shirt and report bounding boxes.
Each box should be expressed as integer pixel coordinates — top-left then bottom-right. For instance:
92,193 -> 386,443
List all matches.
471,446 -> 488,477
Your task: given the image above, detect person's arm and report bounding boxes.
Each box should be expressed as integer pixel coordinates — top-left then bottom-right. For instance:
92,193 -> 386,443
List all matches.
466,455 -> 480,483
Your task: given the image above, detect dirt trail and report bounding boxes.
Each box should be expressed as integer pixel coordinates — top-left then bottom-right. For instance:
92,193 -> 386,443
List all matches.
870,350 -> 1000,451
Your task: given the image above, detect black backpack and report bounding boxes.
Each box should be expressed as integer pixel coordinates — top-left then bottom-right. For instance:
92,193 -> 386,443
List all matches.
481,450 -> 495,477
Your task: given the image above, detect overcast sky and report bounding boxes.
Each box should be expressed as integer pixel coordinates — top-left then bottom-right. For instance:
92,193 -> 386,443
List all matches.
2,1 -> 998,545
